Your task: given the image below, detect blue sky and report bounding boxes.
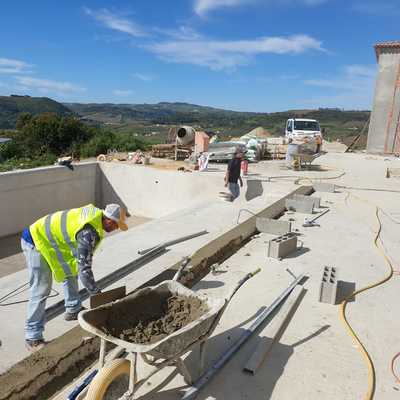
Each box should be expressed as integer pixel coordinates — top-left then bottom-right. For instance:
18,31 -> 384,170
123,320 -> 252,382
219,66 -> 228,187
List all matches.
0,0 -> 398,111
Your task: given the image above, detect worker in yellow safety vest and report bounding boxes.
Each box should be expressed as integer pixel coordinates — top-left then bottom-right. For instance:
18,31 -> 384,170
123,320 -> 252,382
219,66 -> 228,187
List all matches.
21,203 -> 128,352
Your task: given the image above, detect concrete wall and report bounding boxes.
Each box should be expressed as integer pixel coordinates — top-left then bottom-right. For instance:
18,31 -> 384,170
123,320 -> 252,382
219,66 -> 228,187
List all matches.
0,160 -> 265,239
367,51 -> 400,153
0,162 -> 98,238
99,162 -> 224,219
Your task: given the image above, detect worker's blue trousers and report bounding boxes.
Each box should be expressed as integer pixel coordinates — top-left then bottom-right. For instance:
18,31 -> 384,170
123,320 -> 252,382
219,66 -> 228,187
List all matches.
228,182 -> 240,200
21,238 -> 82,341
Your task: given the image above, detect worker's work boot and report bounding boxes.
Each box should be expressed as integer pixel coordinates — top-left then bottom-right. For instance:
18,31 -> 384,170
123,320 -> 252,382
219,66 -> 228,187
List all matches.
25,339 -> 46,352
64,307 -> 86,321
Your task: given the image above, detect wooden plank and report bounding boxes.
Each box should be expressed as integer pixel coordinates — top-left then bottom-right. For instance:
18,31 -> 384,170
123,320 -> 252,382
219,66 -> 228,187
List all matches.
89,286 -> 126,309
345,117 -> 370,153
243,285 -> 305,375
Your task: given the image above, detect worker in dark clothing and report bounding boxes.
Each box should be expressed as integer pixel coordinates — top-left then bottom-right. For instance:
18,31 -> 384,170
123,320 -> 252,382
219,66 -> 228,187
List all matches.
224,149 -> 244,200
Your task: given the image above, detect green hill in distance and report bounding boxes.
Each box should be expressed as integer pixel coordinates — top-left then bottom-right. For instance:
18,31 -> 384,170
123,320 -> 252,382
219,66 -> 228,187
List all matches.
66,101 -> 370,145
0,95 -> 73,129
0,95 -> 370,148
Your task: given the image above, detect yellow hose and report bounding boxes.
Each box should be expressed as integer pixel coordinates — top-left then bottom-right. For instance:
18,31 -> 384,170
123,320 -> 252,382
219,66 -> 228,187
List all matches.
339,194 -> 395,400
86,358 -> 130,400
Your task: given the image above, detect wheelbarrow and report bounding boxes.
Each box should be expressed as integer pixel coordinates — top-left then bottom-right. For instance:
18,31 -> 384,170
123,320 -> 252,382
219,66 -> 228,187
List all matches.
292,152 -> 321,170
78,260 -> 260,400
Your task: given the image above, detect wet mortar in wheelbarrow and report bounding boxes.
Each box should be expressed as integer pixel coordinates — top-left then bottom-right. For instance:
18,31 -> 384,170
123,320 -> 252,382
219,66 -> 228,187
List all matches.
79,280 -> 226,360
99,291 -> 209,345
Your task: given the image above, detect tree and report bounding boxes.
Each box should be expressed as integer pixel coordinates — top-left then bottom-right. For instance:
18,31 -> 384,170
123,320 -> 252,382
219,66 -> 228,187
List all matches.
13,113 -> 95,157
16,112 -> 33,130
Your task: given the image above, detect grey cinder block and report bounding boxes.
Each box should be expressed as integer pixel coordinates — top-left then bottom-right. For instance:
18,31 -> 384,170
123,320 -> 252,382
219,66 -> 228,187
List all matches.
267,232 -> 298,259
285,198 -> 314,214
256,218 -> 291,235
313,182 -> 336,193
319,266 -> 338,304
293,194 -> 321,208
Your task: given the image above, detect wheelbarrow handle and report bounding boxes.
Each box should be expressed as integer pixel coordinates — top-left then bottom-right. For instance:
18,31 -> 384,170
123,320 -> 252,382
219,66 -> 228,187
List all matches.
205,268 -> 261,337
227,268 -> 261,302
173,257 -> 192,281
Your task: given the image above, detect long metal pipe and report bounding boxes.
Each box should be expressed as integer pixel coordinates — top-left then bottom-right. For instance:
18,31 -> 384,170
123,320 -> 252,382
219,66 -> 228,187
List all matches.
181,274 -> 305,400
308,208 -> 330,223
45,246 -> 166,321
138,230 -> 208,255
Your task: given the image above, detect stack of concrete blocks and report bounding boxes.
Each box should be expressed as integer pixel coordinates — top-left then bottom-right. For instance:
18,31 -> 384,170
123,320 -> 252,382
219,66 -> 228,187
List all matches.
313,182 -> 336,193
293,194 -> 321,208
256,217 -> 291,235
267,232 -> 298,260
285,197 -> 314,214
319,266 -> 338,304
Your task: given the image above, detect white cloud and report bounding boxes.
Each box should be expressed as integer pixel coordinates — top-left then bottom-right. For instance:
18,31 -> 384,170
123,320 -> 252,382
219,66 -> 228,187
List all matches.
344,65 -> 376,78
303,64 -> 376,109
194,0 -> 250,16
84,7 -> 147,37
15,76 -> 86,94
154,26 -> 201,41
194,0 -> 328,15
304,64 -> 376,90
113,89 -> 133,96
82,7 -> 325,72
146,34 -> 324,70
0,58 -> 33,74
132,73 -> 157,82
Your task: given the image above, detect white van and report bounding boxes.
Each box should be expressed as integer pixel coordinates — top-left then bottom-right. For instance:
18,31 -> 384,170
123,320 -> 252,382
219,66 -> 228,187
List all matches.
285,118 -> 322,140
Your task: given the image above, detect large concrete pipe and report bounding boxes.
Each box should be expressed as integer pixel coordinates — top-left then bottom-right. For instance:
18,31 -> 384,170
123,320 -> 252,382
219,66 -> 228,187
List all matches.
176,126 -> 196,145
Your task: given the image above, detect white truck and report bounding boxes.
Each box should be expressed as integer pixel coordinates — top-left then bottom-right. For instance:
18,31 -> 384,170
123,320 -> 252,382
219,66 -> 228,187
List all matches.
285,118 -> 322,139
285,118 -> 323,153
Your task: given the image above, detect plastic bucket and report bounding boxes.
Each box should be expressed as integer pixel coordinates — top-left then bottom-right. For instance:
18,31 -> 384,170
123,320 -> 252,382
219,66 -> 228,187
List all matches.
241,159 -> 249,175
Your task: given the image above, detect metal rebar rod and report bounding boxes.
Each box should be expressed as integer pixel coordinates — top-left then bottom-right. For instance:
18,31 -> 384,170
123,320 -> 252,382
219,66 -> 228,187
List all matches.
181,274 -> 305,400
137,230 -> 208,255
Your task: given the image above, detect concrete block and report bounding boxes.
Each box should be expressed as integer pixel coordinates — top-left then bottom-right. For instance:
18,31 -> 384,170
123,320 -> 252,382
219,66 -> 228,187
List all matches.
256,218 -> 291,235
319,266 -> 338,304
267,232 -> 298,259
285,198 -> 314,214
293,194 -> 321,208
313,182 -> 336,193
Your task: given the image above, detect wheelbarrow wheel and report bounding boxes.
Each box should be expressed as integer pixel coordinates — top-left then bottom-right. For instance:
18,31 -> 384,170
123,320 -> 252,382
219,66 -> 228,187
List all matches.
86,358 -> 130,400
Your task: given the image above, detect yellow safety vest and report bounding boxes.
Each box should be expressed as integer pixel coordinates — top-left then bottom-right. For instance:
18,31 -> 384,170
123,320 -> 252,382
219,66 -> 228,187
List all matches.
30,204 -> 104,282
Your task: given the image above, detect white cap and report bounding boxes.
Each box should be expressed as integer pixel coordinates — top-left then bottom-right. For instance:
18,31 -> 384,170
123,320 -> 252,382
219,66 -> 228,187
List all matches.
103,204 -> 128,231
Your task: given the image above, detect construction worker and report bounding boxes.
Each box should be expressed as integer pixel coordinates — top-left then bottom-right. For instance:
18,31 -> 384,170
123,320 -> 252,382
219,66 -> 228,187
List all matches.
225,148 -> 244,201
21,203 -> 128,351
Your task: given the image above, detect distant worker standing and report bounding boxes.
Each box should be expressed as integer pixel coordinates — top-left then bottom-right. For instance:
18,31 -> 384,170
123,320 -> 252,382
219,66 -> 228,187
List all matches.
21,203 -> 128,351
225,149 -> 244,201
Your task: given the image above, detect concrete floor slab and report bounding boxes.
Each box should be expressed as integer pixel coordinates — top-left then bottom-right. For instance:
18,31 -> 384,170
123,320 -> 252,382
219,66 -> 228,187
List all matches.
3,151 -> 400,400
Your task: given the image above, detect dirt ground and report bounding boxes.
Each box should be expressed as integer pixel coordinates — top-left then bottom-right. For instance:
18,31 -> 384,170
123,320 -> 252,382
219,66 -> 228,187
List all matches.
101,292 -> 208,344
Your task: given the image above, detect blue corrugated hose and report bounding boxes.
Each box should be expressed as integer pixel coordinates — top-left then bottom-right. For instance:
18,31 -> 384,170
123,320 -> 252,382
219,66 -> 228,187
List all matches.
67,370 -> 98,400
